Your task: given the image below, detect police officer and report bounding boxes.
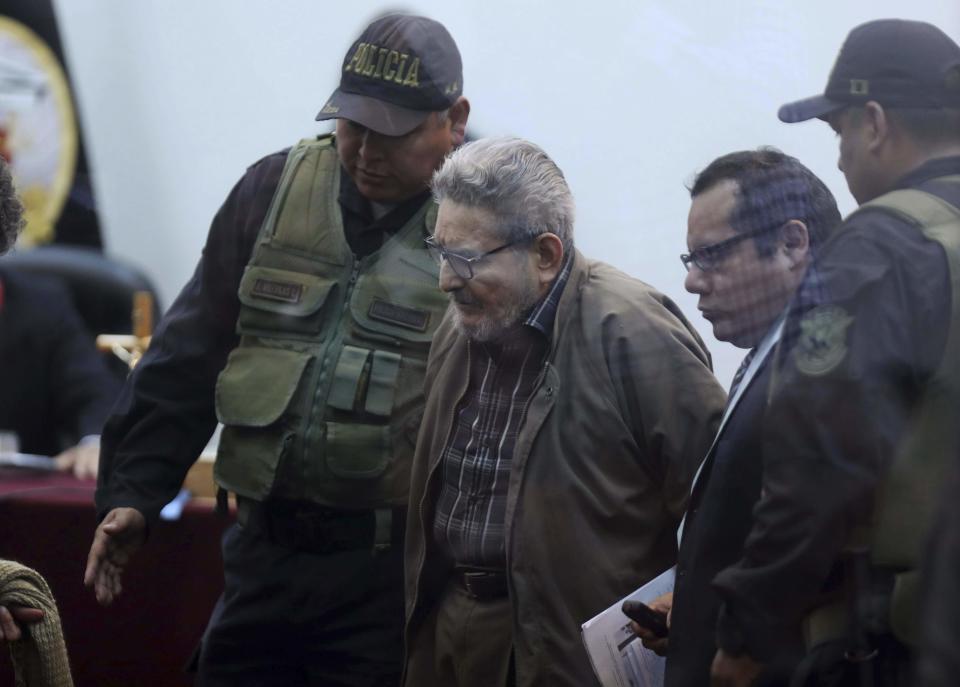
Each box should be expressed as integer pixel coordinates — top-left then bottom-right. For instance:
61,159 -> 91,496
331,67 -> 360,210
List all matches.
707,19 -> 960,687
84,14 -> 469,686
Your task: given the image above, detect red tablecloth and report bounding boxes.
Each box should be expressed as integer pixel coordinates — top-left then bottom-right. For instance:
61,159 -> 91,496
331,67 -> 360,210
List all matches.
0,470 -> 232,686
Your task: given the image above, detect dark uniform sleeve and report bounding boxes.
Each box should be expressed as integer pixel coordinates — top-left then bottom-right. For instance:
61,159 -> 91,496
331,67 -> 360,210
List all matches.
95,152 -> 287,525
711,212 -> 949,660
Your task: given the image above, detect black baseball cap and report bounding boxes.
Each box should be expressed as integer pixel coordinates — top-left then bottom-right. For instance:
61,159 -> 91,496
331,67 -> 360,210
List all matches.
779,19 -> 960,123
316,14 -> 463,136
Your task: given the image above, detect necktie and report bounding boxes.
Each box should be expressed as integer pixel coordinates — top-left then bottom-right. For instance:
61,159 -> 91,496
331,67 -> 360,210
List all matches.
728,348 -> 757,400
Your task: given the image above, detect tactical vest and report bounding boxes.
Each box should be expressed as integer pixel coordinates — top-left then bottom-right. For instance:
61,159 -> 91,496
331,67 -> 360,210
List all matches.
212,135 -> 449,509
805,175 -> 960,648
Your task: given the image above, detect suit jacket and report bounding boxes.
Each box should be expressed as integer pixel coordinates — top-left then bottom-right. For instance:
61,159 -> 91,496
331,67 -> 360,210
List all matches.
0,266 -> 121,456
666,343 -> 800,687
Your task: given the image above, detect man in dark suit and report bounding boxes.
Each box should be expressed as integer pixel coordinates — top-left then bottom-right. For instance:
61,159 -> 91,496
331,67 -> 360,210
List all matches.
634,149 -> 841,687
0,265 -> 121,472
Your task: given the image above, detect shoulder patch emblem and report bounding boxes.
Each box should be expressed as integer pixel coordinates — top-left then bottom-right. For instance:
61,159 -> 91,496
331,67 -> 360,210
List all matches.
794,305 -> 854,376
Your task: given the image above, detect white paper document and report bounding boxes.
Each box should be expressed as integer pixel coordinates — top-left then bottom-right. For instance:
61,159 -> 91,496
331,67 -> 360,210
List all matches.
0,452 -> 58,471
581,566 -> 675,687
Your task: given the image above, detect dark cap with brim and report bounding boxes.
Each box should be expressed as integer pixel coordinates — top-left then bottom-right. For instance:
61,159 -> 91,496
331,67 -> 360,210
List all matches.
316,91 -> 433,136
779,19 -> 960,124
778,95 -> 849,123
316,14 -> 463,136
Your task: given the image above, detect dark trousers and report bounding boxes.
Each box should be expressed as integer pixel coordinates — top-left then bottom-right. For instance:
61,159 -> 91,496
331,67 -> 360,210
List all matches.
195,521 -> 404,687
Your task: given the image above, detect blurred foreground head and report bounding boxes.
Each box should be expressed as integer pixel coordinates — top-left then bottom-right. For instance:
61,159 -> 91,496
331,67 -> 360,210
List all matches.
0,157 -> 24,255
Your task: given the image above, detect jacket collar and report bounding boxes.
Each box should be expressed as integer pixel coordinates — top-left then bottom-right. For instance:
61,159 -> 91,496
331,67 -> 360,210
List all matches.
894,154 -> 960,191
542,249 -> 588,356
523,250 -> 574,339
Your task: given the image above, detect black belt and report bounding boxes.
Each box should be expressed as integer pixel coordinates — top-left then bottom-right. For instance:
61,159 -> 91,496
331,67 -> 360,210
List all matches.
237,497 -> 404,555
452,567 -> 509,601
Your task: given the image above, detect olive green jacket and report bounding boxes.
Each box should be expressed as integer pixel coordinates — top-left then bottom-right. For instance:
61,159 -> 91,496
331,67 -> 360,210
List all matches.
403,251 -> 727,687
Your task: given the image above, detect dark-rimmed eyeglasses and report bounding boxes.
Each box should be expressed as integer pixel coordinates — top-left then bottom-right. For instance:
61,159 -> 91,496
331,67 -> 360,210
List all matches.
424,236 -> 530,280
680,224 -> 783,272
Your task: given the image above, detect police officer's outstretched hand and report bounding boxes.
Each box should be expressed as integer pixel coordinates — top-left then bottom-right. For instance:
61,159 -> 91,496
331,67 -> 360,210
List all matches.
84,507 -> 147,606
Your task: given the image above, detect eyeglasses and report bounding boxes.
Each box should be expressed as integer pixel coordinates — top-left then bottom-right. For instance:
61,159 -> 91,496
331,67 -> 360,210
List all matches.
424,236 -> 530,280
680,224 -> 783,272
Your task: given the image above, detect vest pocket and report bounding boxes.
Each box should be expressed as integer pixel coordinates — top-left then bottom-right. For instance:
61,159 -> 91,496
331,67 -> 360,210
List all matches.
214,346 -> 313,499
323,346 -> 400,480
326,346 -> 402,417
327,345 -> 371,412
325,422 -> 389,479
238,265 -> 339,338
366,350 -> 401,416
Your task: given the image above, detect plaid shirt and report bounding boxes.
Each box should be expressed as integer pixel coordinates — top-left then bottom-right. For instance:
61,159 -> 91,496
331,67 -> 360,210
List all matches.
432,253 -> 573,568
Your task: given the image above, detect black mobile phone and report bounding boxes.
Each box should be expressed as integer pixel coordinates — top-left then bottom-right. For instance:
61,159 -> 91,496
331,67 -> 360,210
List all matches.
622,600 -> 668,638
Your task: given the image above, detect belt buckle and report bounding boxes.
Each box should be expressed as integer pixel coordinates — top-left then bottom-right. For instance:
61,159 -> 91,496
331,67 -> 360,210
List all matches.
461,571 -> 483,598
460,570 -> 504,600
292,506 -> 331,529
460,570 -> 483,599
289,507 -> 335,551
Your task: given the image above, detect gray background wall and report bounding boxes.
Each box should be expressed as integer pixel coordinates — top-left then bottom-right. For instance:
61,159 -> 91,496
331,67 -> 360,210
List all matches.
53,1 -> 960,387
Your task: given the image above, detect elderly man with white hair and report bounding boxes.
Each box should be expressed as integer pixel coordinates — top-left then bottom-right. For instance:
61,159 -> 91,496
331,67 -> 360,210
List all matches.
403,136 -> 726,687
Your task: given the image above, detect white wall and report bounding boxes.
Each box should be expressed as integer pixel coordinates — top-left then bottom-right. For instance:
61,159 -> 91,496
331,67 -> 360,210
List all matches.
54,1 -> 960,387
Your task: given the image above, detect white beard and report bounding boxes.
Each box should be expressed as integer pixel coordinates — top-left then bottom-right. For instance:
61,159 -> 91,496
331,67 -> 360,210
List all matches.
450,275 -> 541,343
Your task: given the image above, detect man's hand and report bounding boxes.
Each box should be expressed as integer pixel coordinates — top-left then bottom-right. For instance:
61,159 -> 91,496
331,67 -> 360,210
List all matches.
630,591 -> 672,656
84,507 -> 147,606
710,649 -> 764,687
0,605 -> 44,642
54,439 -> 100,480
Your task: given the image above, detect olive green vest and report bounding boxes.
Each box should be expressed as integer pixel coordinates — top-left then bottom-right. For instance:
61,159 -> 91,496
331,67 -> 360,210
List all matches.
805,175 -> 960,648
212,135 -> 448,509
